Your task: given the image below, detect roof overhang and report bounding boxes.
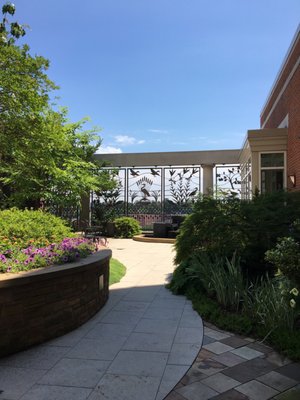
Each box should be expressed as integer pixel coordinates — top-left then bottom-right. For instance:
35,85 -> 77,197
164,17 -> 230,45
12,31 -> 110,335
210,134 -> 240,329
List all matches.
94,149 -> 240,167
239,128 -> 288,163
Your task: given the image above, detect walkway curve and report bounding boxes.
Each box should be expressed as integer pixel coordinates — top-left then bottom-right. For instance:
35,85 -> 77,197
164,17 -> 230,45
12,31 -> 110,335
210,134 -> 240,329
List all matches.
0,239 -> 203,400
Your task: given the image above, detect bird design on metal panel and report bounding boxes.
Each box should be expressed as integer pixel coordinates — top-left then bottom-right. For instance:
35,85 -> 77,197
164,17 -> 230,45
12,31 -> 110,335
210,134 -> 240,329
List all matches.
189,188 -> 198,197
136,177 -> 153,200
130,168 -> 140,177
150,168 -> 160,176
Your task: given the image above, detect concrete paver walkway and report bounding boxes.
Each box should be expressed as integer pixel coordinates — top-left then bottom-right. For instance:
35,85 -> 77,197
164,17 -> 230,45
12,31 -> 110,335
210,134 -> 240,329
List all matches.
166,321 -> 300,400
0,239 -> 203,400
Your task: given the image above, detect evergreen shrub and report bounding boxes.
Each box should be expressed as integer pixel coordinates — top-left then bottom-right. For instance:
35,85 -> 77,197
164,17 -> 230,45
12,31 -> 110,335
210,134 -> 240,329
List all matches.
114,217 -> 141,238
0,208 -> 74,251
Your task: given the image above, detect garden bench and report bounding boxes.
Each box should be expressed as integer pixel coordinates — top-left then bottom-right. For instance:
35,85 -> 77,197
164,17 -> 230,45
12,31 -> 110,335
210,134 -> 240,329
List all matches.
84,225 -> 104,239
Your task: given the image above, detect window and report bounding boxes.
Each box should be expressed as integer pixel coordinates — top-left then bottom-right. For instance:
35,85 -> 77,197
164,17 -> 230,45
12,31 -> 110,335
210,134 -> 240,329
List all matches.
261,153 -> 284,168
260,152 -> 285,194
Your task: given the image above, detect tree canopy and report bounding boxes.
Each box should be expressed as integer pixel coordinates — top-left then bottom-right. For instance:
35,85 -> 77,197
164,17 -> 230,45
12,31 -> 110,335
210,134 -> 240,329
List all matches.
0,2 -> 115,209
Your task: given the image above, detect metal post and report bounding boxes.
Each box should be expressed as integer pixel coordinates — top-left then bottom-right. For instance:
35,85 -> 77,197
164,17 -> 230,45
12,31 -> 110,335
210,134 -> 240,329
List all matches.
161,167 -> 165,221
125,168 -> 129,216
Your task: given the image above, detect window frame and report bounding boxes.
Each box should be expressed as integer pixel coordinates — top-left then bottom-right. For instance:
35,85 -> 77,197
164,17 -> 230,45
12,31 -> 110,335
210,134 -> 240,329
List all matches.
259,151 -> 286,193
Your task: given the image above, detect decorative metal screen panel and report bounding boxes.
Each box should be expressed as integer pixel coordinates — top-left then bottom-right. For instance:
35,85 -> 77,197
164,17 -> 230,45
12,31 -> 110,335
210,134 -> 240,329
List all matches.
215,165 -> 241,197
127,168 -> 162,215
164,167 -> 200,215
92,164 -> 240,229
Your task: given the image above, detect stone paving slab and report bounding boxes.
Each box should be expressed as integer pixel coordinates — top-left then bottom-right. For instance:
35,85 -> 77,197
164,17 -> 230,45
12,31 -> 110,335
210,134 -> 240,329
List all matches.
201,372 -> 240,393
256,371 -> 298,392
176,380 -> 218,400
89,374 -> 161,400
168,322 -> 300,400
123,331 -> 175,352
20,385 -> 92,400
231,345 -> 264,360
235,379 -> 279,399
0,239 -> 203,400
0,366 -> 46,399
39,358 -> 110,388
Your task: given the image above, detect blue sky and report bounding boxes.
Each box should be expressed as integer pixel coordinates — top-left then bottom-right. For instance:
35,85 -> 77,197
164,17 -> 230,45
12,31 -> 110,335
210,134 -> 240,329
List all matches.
16,0 -> 300,154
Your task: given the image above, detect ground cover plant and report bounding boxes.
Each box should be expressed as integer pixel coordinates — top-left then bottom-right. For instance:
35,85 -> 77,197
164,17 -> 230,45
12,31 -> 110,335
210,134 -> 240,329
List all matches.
0,209 -> 95,273
169,191 -> 300,360
0,237 -> 95,273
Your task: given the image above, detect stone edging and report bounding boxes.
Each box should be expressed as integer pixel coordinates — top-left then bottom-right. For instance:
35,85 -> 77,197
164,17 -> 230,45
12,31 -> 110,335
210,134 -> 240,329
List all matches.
133,234 -> 176,244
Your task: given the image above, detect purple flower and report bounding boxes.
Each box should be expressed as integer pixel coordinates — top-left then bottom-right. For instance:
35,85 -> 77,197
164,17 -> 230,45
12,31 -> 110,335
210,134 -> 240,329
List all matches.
0,254 -> 7,263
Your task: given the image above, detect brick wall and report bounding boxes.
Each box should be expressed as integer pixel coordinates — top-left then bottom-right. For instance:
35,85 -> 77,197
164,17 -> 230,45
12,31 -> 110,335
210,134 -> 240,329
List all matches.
261,36 -> 300,125
260,32 -> 300,190
0,250 -> 111,357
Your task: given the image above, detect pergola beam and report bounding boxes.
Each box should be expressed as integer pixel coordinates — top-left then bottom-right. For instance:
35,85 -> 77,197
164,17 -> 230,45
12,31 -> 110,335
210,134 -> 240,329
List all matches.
94,149 -> 240,167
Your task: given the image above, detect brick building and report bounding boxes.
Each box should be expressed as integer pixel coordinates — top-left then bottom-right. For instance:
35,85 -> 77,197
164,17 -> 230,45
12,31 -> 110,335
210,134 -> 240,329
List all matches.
240,24 -> 300,198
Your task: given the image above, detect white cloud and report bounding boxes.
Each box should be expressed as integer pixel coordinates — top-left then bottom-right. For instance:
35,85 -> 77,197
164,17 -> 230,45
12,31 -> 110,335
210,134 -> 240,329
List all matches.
114,135 -> 145,146
148,129 -> 169,134
96,146 -> 122,154
114,135 -> 135,145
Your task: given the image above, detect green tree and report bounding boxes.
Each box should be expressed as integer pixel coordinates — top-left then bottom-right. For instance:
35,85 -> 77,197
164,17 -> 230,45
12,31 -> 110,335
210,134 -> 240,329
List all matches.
0,2 -> 115,209
0,2 -> 26,45
174,195 -> 244,265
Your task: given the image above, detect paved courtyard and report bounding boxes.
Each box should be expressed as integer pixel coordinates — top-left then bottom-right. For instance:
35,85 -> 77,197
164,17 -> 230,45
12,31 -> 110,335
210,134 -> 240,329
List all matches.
1,239 -> 299,400
0,239 -> 203,400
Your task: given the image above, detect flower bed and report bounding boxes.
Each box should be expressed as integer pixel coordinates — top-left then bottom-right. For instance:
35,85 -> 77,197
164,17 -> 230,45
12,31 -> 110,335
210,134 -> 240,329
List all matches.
0,250 -> 111,357
0,209 -> 98,273
0,237 -> 95,273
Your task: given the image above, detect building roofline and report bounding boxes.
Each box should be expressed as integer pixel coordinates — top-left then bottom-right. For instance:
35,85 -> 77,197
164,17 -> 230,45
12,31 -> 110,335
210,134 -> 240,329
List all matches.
94,149 -> 240,167
260,24 -> 300,118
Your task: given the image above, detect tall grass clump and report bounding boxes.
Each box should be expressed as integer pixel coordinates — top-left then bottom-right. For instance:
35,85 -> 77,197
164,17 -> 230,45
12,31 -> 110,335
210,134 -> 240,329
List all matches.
169,252 -> 247,313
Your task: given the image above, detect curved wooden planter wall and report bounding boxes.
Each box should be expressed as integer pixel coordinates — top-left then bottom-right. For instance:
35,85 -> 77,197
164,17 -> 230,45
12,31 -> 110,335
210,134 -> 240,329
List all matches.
0,250 -> 111,357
